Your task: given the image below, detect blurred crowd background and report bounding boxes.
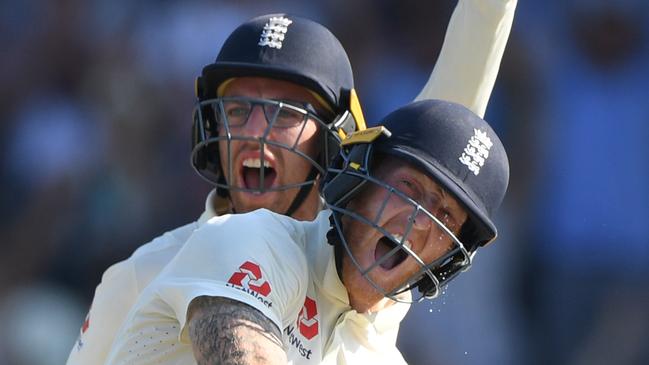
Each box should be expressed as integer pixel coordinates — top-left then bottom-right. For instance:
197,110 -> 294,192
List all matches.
1,0 -> 648,364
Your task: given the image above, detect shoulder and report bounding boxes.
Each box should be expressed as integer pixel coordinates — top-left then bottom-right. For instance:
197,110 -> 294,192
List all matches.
201,209 -> 300,242
132,221 -> 198,257
101,221 -> 198,292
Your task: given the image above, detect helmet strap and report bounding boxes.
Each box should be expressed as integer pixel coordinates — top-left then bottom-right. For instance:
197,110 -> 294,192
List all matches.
327,213 -> 346,282
284,166 -> 319,217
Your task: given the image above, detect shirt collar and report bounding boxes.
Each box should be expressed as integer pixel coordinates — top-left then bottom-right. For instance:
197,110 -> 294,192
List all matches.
308,209 -> 350,306
313,209 -> 411,333
197,189 -> 219,226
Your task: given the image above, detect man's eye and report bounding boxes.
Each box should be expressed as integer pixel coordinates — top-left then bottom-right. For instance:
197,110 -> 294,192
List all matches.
278,108 -> 296,118
275,108 -> 304,126
438,210 -> 459,233
398,179 -> 418,197
400,179 -> 413,188
440,210 -> 452,224
226,107 -> 248,117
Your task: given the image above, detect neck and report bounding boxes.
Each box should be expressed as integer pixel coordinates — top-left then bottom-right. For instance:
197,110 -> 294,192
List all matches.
289,187 -> 322,221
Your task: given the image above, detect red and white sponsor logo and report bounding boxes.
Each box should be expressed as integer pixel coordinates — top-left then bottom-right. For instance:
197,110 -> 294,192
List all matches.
297,296 -> 319,340
75,309 -> 91,351
81,313 -> 90,334
227,261 -> 272,296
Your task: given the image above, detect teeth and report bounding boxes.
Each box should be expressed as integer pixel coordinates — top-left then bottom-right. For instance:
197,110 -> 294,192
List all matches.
243,158 -> 271,168
392,234 -> 412,250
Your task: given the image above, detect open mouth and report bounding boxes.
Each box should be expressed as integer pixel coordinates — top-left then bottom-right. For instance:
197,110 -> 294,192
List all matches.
374,234 -> 411,270
241,158 -> 276,191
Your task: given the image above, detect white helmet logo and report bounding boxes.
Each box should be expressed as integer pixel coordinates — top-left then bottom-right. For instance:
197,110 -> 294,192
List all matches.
258,16 -> 293,49
459,129 -> 493,176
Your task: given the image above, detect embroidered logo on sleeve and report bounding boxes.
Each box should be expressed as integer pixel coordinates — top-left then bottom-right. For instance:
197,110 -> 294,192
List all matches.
227,261 -> 273,307
258,16 -> 293,49
459,128 -> 493,176
297,296 -> 319,340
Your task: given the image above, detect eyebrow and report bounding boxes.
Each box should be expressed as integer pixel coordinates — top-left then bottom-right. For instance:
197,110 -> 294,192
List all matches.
420,174 -> 464,214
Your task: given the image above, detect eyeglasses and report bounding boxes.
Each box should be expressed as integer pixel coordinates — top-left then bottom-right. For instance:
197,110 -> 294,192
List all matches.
212,97 -> 323,129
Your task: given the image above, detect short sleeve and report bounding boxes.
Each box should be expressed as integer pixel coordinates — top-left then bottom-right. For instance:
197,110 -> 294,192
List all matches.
153,211 -> 309,342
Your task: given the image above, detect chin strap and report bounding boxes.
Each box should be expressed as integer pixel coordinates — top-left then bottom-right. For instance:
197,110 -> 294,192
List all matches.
284,166 -> 319,217
327,213 -> 346,282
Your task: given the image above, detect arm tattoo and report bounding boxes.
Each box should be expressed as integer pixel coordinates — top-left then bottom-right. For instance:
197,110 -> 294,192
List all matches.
188,296 -> 287,365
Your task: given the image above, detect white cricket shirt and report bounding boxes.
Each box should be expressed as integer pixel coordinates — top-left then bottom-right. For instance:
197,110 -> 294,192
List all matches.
67,0 -> 516,362
285,220 -> 411,365
104,208 -> 409,365
415,0 -> 517,119
104,209 -> 329,365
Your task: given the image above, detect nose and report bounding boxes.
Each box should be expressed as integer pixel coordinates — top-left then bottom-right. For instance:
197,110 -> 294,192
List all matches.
241,105 -> 269,138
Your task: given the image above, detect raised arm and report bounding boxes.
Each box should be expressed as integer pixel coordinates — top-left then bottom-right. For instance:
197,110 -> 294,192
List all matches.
414,0 -> 517,117
188,296 -> 287,365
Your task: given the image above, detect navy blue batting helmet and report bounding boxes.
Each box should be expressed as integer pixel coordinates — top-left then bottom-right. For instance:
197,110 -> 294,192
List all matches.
323,99 -> 510,300
191,14 -> 365,215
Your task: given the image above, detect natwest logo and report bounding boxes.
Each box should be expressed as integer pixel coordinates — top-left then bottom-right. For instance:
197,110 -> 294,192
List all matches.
227,261 -> 272,297
297,296 -> 319,340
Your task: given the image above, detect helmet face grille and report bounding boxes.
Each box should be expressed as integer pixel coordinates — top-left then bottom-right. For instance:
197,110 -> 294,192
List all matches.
191,96 -> 341,195
323,98 -> 509,305
326,167 -> 473,303
191,14 -> 368,206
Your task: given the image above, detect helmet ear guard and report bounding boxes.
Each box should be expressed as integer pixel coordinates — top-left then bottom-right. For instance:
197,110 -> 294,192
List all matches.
337,88 -> 367,135
320,87 -> 367,173
190,98 -> 209,171
191,75 -> 211,173
321,142 -> 371,207
195,76 -> 205,99
322,126 -> 391,207
191,79 -> 230,197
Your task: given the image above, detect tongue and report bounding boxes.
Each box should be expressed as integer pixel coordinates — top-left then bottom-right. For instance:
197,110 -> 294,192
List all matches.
375,237 -> 403,270
244,167 -> 275,190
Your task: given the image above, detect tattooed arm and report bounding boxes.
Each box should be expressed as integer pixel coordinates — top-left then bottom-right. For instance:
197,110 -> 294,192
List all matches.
188,296 -> 287,365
